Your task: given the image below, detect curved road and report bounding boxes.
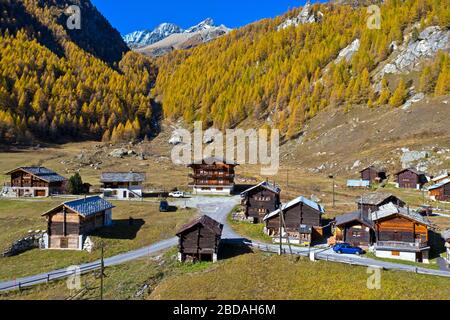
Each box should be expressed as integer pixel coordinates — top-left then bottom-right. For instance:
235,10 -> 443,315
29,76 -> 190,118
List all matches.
1,196 -> 449,292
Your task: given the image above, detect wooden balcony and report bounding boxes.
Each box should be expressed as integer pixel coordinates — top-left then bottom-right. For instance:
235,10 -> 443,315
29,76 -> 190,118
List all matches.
189,173 -> 235,179
375,241 -> 429,251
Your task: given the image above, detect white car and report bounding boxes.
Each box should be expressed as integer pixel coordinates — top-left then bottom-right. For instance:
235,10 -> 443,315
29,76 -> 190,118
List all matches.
169,191 -> 185,198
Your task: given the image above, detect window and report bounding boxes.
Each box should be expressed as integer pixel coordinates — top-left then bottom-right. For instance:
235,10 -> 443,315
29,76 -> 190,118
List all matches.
352,230 -> 361,238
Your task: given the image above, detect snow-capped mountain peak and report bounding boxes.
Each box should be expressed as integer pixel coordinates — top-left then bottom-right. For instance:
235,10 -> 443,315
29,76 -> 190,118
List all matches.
184,18 -> 215,33
123,22 -> 182,48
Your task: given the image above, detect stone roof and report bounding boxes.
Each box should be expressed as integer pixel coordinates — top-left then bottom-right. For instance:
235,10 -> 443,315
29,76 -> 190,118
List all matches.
264,196 -> 324,221
7,166 -> 66,183
370,203 -> 431,226
176,215 -> 223,236
428,179 -> 450,191
100,172 -> 145,183
42,196 -> 114,217
240,181 -> 281,196
335,211 -> 374,228
356,192 -> 402,206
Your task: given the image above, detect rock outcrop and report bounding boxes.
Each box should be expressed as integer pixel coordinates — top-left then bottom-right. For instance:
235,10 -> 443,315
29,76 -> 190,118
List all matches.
335,39 -> 360,63
381,26 -> 450,76
277,1 -> 322,30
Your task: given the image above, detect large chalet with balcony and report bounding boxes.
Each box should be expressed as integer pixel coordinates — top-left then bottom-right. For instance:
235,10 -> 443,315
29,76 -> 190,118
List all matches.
5,167 -> 66,197
188,157 -> 237,195
371,203 -> 431,263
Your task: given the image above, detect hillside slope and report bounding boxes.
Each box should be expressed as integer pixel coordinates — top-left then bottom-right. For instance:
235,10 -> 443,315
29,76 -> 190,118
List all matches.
0,0 -> 157,144
154,0 -> 449,138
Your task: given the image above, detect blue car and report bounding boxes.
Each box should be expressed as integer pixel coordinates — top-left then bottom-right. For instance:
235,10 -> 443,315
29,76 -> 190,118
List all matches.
333,243 -> 364,255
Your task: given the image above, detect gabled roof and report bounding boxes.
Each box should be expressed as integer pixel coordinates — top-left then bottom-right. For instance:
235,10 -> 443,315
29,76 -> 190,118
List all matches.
360,165 -> 385,173
395,168 -> 426,176
428,179 -> 450,191
432,172 -> 449,182
100,172 -> 145,183
176,215 -> 223,236
370,203 -> 431,226
335,211 -> 374,228
42,196 -> 115,217
188,157 -> 238,166
240,181 -> 281,196
264,196 -> 324,221
356,192 -> 403,206
6,166 -> 66,183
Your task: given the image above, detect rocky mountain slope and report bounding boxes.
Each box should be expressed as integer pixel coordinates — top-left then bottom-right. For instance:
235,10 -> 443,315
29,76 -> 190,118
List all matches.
154,0 -> 449,175
0,0 -> 157,144
135,18 -> 231,57
0,0 -> 129,65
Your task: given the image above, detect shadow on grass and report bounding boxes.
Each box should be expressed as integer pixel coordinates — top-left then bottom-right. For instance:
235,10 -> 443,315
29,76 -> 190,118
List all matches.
90,219 -> 145,240
219,240 -> 253,261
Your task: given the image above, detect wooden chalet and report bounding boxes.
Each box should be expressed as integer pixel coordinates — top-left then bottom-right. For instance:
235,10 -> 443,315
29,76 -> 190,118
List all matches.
428,179 -> 450,202
100,171 -> 145,199
360,166 -> 387,184
395,168 -> 428,189
334,211 -> 375,248
176,215 -> 223,263
240,181 -> 281,223
263,196 -> 324,245
6,166 -> 66,197
371,203 -> 431,263
188,157 -> 237,195
356,192 -> 405,216
42,196 -> 114,250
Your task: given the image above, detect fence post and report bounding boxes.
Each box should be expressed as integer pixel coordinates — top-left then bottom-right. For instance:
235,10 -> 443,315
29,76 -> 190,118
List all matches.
47,273 -> 50,283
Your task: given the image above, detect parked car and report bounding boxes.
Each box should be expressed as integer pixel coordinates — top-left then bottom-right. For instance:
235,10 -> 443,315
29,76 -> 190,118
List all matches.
169,191 -> 185,198
333,243 -> 364,255
159,200 -> 169,212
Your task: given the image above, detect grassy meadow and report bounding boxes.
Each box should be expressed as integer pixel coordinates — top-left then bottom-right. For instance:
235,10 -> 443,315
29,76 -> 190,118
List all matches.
0,198 -> 197,281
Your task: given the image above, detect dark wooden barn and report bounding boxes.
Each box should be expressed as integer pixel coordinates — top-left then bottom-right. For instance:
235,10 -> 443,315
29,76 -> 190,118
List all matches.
240,181 -> 281,223
360,166 -> 387,184
371,203 -> 431,263
176,215 -> 223,263
395,168 -> 428,189
264,196 -> 324,245
356,192 -> 405,216
42,196 -> 114,250
428,179 -> 450,202
6,166 -> 66,197
334,211 -> 375,248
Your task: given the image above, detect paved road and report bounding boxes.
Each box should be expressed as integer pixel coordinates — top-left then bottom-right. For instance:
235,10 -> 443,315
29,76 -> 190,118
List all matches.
1,195 -> 449,292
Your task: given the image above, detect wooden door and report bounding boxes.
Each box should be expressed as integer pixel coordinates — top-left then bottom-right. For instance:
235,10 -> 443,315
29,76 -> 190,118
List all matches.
60,237 -> 69,249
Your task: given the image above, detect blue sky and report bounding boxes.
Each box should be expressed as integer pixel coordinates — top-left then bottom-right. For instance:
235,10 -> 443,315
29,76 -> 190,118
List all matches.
91,0 -> 313,35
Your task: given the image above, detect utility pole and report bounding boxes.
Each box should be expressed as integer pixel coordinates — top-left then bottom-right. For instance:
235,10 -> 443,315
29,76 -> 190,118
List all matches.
100,243 -> 104,301
329,174 -> 336,208
279,210 -> 283,255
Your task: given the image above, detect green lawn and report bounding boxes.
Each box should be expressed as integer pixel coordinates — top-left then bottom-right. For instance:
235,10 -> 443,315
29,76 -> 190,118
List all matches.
149,252 -> 450,300
0,199 -> 197,281
227,211 -> 272,243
